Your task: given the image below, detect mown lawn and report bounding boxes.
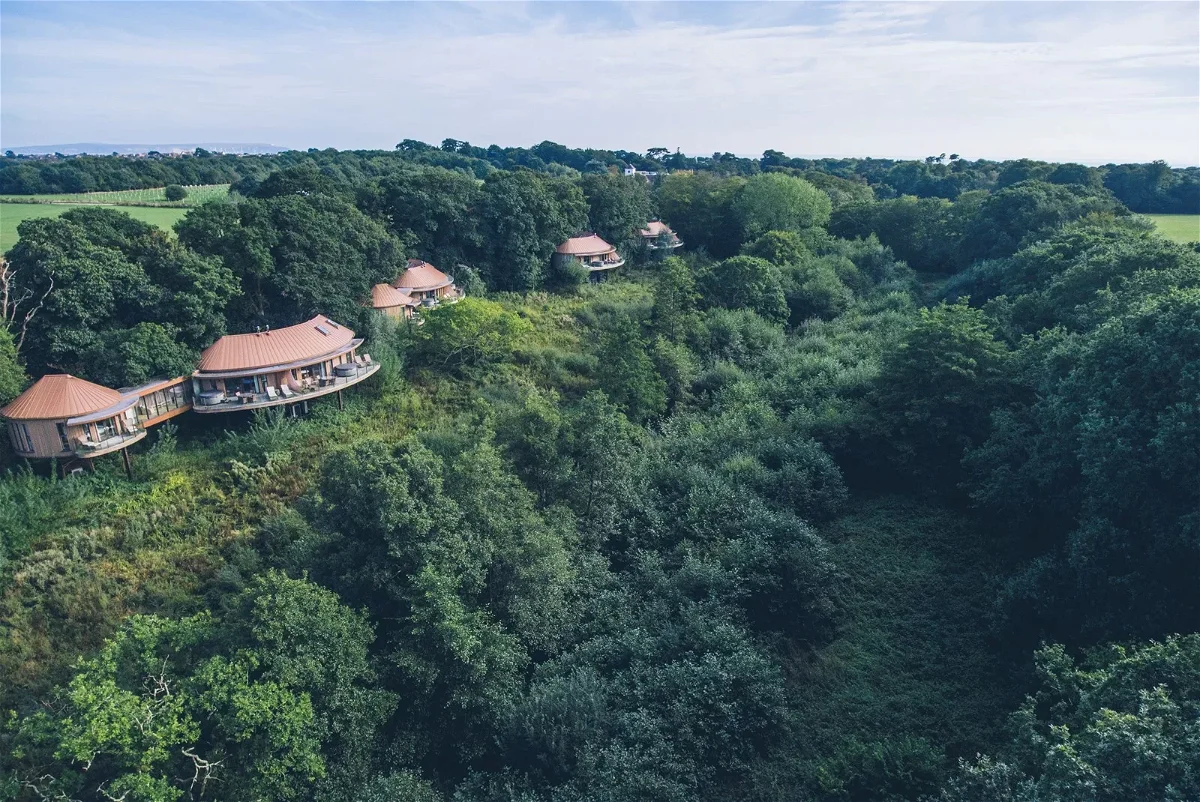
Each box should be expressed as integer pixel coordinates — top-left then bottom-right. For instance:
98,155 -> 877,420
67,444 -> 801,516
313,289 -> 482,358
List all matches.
1,203 -> 190,253
1146,214 -> 1200,244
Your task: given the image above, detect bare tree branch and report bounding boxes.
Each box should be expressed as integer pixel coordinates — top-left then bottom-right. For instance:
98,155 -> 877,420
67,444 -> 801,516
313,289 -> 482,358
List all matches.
21,774 -> 81,802
180,747 -> 223,798
96,782 -> 129,802
0,256 -> 52,355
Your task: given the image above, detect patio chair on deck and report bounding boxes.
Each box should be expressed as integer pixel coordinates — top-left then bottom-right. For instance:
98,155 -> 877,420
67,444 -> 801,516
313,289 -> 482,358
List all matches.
266,386 -> 279,400
280,385 -> 295,399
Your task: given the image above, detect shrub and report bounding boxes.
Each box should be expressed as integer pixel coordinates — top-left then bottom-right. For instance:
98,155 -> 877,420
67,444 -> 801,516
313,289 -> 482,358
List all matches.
163,184 -> 187,201
816,737 -> 946,801
741,230 -> 810,266
412,297 -> 532,377
701,256 -> 789,324
783,261 -> 855,322
547,253 -> 589,293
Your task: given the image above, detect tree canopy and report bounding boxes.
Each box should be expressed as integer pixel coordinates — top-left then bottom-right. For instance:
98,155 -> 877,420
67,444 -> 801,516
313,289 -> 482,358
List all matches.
477,170 -> 587,291
6,207 -> 237,385
176,194 -> 402,330
701,255 -> 790,324
579,172 -> 654,250
734,173 -> 833,240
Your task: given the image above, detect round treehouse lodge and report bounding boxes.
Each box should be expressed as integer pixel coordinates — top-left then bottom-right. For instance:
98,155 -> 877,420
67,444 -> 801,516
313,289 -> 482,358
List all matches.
1,373 -> 192,477
640,220 -> 684,250
2,313 -> 382,475
556,234 -> 626,276
395,259 -> 464,308
192,315 -> 378,413
370,282 -> 420,321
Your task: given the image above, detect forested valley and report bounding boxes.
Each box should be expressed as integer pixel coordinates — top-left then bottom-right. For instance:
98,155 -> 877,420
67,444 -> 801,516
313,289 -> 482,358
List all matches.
0,143 -> 1197,802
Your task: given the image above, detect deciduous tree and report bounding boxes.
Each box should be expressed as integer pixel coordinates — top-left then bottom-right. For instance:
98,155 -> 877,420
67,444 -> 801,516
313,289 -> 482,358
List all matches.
733,173 -> 832,240
411,297 -> 531,377
579,172 -> 653,251
477,170 -> 587,291
362,166 -> 483,270
177,194 -> 401,329
701,256 -> 789,324
8,208 -> 238,384
872,299 -> 1014,489
594,315 -> 668,423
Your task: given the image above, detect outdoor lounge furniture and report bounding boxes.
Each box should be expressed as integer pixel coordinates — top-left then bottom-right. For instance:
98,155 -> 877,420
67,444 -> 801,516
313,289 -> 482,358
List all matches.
280,385 -> 295,398
266,386 -> 279,400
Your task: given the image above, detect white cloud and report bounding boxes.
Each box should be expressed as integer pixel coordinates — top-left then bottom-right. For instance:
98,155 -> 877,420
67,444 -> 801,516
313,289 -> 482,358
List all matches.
2,1 -> 1196,164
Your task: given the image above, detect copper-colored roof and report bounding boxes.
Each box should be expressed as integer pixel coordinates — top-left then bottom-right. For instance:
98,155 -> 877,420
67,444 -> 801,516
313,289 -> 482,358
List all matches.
370,283 -> 417,309
395,259 -> 452,291
0,374 -> 124,421
196,316 -> 356,373
556,234 -> 617,257
640,221 -> 675,237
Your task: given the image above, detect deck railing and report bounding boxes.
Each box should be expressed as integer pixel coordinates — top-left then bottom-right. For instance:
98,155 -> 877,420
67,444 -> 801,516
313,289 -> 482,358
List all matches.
418,287 -> 464,309
586,257 -> 626,269
194,362 -> 379,413
74,428 -> 145,456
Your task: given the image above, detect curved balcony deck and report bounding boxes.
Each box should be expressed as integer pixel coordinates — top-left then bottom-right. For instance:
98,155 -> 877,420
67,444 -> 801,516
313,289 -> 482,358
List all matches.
646,238 -> 684,250
584,257 -> 626,272
74,428 -> 147,458
193,362 -> 380,414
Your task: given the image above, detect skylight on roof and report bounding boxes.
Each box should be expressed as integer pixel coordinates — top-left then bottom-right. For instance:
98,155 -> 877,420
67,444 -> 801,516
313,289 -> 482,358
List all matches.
325,318 -> 340,328
315,325 -> 330,336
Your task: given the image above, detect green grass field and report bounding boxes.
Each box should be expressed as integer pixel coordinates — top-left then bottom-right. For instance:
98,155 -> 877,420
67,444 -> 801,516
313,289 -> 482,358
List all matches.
1146,214 -> 1200,244
1,203 -> 190,253
0,183 -> 230,208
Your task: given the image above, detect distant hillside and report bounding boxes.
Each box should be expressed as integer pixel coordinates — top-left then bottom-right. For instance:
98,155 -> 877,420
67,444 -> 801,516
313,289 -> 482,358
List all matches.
5,142 -> 286,156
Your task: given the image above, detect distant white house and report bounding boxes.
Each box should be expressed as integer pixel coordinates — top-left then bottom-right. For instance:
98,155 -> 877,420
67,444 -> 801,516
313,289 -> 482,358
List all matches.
622,166 -> 659,178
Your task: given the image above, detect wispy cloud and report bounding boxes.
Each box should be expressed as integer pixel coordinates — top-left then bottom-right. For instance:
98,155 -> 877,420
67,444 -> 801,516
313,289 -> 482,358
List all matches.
1,1 -> 1196,164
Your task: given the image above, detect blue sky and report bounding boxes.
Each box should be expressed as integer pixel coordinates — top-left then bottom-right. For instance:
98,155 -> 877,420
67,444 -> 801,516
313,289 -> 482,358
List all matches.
2,1 -> 1197,164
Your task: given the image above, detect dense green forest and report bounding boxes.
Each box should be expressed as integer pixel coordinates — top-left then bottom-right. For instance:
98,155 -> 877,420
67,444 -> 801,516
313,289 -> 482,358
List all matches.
3,140 -> 1198,214
1,152 -> 1197,802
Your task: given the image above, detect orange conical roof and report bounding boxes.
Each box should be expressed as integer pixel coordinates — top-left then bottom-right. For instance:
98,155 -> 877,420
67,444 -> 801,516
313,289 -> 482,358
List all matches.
0,374 -> 124,421
640,221 -> 675,237
370,283 -> 417,309
395,259 -> 452,291
196,316 -> 356,373
556,234 -> 616,256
